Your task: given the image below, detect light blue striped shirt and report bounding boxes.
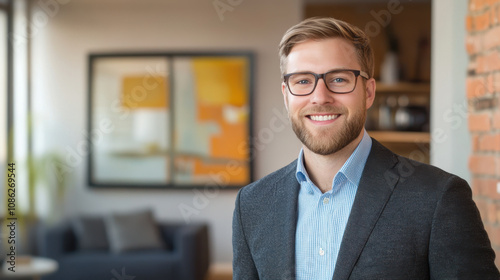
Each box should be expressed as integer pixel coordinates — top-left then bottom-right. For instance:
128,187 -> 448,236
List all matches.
295,130 -> 372,280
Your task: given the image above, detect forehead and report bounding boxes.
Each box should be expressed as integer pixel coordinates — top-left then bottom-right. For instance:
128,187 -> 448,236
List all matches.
285,38 -> 360,73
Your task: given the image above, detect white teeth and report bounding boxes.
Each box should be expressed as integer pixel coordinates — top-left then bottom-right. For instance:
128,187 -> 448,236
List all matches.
309,115 -> 339,121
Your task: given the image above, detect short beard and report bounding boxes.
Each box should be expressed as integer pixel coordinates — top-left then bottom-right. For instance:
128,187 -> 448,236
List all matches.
289,103 -> 366,156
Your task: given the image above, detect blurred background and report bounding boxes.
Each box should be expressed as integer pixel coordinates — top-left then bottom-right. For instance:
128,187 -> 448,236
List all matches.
1,0 -> 498,279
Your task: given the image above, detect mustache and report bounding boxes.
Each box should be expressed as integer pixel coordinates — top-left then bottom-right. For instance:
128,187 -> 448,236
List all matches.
301,105 -> 346,115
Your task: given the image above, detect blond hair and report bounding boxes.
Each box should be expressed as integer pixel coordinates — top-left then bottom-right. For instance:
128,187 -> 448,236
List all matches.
279,17 -> 374,78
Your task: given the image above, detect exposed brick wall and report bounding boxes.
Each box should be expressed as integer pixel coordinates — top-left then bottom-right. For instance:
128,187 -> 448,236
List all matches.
466,0 -> 500,267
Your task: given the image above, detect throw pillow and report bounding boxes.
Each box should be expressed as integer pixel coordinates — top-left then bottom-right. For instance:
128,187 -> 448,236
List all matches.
105,209 -> 165,253
72,216 -> 109,251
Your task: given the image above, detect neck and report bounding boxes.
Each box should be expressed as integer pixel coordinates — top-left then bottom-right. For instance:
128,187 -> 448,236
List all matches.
303,130 -> 365,193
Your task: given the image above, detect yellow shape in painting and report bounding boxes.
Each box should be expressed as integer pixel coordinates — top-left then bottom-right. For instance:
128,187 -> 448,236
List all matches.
192,58 -> 248,107
122,75 -> 169,109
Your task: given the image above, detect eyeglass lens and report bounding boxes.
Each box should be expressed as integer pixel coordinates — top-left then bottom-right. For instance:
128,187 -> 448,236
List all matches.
287,70 -> 357,95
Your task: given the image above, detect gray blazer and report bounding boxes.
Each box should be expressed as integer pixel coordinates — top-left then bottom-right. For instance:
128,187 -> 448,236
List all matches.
233,140 -> 499,279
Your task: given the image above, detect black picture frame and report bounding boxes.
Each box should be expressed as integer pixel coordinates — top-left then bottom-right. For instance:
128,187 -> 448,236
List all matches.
87,52 -> 254,189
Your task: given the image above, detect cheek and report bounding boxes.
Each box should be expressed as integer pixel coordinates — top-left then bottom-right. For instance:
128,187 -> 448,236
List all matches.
286,96 -> 305,111
343,95 -> 365,114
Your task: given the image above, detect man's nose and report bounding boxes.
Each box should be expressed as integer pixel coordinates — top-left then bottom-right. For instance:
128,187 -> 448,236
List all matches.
310,78 -> 335,104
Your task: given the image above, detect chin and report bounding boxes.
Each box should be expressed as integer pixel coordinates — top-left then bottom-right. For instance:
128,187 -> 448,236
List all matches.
295,120 -> 365,156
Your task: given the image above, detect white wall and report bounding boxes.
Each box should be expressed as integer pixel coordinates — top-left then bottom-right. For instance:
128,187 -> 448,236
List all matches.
30,0 -> 302,263
430,0 -> 470,182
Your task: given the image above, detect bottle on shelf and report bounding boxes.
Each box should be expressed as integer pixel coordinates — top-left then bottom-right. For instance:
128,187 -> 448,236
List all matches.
378,96 -> 397,130
394,95 -> 428,131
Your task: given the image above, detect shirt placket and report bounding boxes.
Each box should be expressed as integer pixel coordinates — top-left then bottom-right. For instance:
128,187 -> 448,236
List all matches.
315,191 -> 334,278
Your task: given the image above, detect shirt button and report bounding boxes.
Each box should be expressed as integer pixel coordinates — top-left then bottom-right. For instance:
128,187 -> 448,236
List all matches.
319,248 -> 325,256
323,197 -> 330,204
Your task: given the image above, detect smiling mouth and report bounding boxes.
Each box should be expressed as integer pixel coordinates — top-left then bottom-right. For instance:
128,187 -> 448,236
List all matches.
308,114 -> 340,121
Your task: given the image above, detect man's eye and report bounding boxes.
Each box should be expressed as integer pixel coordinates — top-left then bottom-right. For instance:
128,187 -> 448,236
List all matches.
297,79 -> 311,84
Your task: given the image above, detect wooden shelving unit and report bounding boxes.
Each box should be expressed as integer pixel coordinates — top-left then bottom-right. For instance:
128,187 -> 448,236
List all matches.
368,130 -> 431,164
375,82 -> 430,106
368,82 -> 431,163
368,131 -> 430,144
376,82 -> 430,94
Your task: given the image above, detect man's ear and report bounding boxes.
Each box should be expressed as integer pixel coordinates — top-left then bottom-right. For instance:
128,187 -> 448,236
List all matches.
365,78 -> 376,109
282,82 -> 289,111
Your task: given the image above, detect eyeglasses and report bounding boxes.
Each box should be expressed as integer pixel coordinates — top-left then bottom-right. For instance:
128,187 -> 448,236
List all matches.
283,69 -> 370,96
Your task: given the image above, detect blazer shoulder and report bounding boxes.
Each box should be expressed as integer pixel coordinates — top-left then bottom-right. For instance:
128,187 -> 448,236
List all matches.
399,154 -> 465,185
394,156 -> 467,192
238,159 -> 298,200
370,139 -> 468,190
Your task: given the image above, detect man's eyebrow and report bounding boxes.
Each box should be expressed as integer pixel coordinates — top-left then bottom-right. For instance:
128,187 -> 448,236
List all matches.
287,67 -> 357,74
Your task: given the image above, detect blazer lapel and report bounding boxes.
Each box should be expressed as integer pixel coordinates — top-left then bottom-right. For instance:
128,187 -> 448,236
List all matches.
332,140 -> 400,280
266,161 -> 300,279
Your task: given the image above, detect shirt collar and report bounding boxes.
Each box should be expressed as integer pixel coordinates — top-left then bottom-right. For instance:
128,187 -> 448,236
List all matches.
295,129 -> 373,192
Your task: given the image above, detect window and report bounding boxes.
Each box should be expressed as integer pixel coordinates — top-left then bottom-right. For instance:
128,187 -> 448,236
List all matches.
0,0 -> 11,216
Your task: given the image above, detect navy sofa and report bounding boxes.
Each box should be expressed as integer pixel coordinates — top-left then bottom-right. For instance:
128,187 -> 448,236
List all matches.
37,222 -> 210,280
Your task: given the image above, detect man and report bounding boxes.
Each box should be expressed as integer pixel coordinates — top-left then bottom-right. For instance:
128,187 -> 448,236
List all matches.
232,17 -> 499,279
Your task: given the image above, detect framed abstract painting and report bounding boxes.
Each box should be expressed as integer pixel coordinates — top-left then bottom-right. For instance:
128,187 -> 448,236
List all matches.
87,52 -> 254,189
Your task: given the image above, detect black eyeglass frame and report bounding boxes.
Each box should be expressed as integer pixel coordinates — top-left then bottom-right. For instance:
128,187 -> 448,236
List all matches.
283,69 -> 370,96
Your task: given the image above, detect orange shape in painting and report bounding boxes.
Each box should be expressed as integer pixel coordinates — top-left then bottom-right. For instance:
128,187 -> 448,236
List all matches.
193,158 -> 249,185
198,104 -> 248,160
122,75 -> 168,109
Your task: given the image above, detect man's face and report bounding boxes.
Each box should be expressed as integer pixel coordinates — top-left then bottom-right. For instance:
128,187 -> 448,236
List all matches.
281,38 -> 376,156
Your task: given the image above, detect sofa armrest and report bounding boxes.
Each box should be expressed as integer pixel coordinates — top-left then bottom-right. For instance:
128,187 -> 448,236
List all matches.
159,223 -> 209,280
37,221 -> 76,259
